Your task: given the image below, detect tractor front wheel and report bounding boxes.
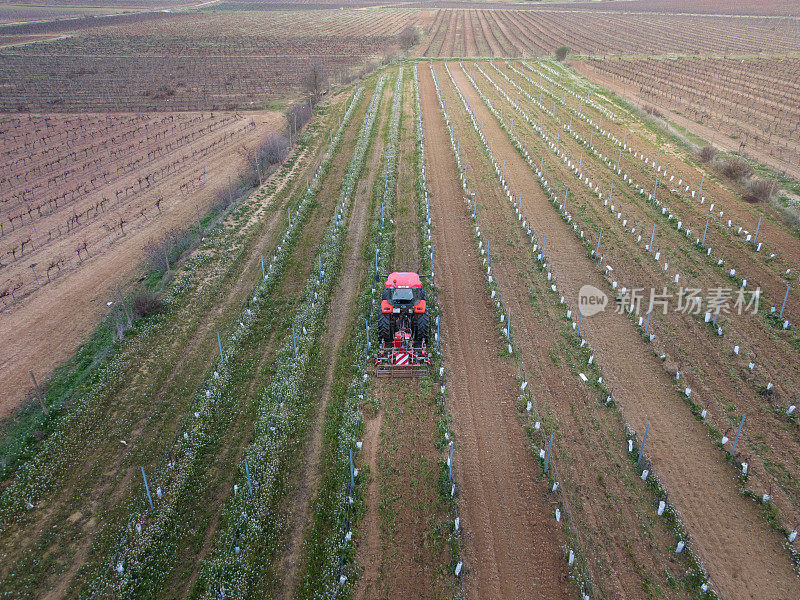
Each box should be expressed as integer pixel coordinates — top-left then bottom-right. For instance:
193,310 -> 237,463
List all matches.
378,312 -> 392,342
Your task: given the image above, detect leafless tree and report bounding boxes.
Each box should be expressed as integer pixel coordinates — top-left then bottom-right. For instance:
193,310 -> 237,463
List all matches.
399,26 -> 419,52
303,62 -> 327,106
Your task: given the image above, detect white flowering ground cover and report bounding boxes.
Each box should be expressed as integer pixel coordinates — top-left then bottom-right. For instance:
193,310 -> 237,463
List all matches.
0,92 -> 359,597
190,74 -> 388,600
75,89 -> 367,599
293,66 -> 404,600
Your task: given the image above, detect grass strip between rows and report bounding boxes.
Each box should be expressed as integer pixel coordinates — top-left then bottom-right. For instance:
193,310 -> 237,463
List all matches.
191,74 -> 387,600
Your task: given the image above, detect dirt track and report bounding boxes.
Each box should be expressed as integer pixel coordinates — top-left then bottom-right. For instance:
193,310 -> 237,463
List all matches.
420,63 -> 573,600
448,60 -> 800,600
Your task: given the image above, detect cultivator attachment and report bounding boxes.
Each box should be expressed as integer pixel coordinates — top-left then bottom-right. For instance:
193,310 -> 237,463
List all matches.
375,328 -> 430,378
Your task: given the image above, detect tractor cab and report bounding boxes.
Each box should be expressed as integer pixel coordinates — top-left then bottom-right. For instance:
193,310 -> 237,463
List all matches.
375,271 -> 431,377
381,272 -> 426,319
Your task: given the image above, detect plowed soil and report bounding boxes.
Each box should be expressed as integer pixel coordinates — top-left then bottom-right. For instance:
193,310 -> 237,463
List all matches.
420,63 -> 573,600
447,61 -> 800,600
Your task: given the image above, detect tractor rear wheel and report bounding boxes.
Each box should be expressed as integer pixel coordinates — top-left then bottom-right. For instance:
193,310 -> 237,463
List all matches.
378,312 -> 392,342
415,311 -> 429,342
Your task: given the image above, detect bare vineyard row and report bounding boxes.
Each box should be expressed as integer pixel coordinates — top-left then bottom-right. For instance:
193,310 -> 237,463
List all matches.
420,8 -> 800,58
466,59 -> 800,544
582,56 -> 800,161
0,112 -> 260,305
91,8 -> 418,39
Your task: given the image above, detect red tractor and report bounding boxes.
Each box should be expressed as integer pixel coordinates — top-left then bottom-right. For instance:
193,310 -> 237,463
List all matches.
374,272 -> 431,377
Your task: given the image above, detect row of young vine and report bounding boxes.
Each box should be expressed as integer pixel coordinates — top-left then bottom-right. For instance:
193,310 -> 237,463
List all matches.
191,75 -> 388,600
86,87 -> 367,598
447,60 -> 720,598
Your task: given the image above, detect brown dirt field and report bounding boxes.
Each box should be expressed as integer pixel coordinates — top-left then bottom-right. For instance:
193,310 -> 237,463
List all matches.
448,58 -> 800,324
463,10 -> 478,57
278,78 -> 387,599
448,60 -> 800,600
420,63 -> 574,600
0,111 -> 282,420
434,62 -> 687,599
489,61 -> 800,526
474,10 -> 503,57
542,62 -> 800,311
499,59 -> 800,363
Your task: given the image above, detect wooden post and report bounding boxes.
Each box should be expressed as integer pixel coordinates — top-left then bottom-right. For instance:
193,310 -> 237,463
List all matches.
30,371 -> 48,416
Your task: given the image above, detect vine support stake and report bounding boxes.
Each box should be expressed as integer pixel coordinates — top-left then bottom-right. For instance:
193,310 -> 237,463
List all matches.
702,219 -> 709,247
731,414 -> 746,455
637,424 -> 649,465
141,467 -> 154,510
753,216 -> 762,246
292,326 -> 297,358
245,460 -> 253,498
544,433 -> 554,474
217,332 -> 223,362
29,370 -> 48,416
349,449 -> 355,490
780,285 -> 790,319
